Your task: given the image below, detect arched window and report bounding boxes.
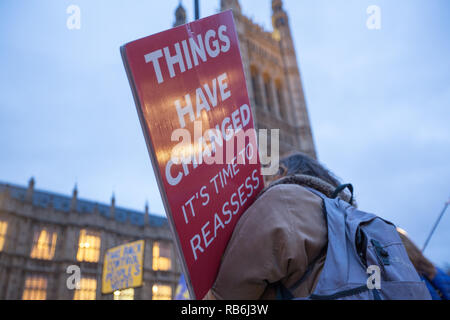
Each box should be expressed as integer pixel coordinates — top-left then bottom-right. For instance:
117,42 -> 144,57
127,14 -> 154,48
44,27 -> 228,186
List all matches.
263,74 -> 273,112
22,275 -> 47,300
250,66 -> 262,107
113,288 -> 134,300
0,221 -> 8,252
152,241 -> 171,271
73,277 -> 97,300
152,284 -> 172,300
76,229 -> 101,263
30,228 -> 58,260
275,80 -> 286,118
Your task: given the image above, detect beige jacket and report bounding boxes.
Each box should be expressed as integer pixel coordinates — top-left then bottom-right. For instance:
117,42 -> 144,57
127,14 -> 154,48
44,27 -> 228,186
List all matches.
206,178 -> 335,300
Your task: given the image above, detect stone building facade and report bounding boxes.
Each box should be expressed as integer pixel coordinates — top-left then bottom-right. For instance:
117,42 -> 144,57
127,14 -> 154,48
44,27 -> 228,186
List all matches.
0,179 -> 181,300
175,0 -> 317,158
0,0 -> 316,301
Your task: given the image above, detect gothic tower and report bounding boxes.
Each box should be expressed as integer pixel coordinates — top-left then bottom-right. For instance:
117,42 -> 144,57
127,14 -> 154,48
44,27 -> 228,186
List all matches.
272,0 -> 316,158
173,1 -> 187,27
220,0 -> 242,14
175,0 -> 317,158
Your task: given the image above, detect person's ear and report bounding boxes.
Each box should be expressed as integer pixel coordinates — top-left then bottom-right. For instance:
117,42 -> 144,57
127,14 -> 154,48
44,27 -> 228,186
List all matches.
266,164 -> 288,183
277,163 -> 288,178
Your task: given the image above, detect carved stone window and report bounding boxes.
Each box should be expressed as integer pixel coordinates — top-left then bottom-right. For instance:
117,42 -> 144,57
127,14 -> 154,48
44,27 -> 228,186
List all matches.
22,275 -> 47,300
275,80 -> 286,119
76,229 -> 101,263
30,228 -> 57,260
73,278 -> 97,300
263,74 -> 273,112
250,66 -> 263,107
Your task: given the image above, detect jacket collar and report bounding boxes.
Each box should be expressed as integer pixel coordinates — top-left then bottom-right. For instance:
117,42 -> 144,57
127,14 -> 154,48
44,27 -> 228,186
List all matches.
261,174 -> 356,207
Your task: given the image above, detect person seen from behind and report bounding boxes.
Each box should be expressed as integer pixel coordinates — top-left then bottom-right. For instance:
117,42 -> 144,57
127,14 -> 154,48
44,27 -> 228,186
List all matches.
397,229 -> 450,300
203,152 -> 431,300
204,152 -> 347,299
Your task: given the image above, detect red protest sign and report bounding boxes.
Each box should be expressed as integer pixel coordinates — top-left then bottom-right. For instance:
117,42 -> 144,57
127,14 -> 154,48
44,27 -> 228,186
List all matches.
121,10 -> 263,299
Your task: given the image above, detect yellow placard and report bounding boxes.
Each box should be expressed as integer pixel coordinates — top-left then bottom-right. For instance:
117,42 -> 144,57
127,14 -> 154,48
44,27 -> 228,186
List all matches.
102,240 -> 145,294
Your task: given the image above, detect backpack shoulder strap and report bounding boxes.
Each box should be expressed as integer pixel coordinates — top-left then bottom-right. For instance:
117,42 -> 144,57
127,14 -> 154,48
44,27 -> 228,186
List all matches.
331,184 -> 354,204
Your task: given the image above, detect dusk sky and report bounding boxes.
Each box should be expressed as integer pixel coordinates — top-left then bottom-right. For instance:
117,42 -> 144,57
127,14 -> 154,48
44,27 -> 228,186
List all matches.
1,0 -> 449,267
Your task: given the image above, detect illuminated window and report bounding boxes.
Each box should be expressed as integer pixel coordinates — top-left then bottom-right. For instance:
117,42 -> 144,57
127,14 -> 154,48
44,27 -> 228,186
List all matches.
76,229 -> 101,262
152,242 -> 171,271
113,288 -> 134,300
73,278 -> 97,300
22,276 -> 47,300
152,284 -> 172,300
30,229 -> 57,260
0,221 -> 7,251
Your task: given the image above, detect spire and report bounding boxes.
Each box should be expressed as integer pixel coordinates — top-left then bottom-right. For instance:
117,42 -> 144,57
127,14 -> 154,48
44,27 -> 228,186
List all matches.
272,0 -> 283,11
26,177 -> 35,203
70,183 -> 78,211
144,201 -> 149,226
271,0 -> 317,159
272,0 -> 288,30
173,1 -> 187,27
220,0 -> 241,15
110,192 -> 116,217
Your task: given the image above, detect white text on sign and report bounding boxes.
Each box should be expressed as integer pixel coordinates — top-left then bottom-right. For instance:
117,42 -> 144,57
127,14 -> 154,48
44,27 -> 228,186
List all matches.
144,25 -> 231,84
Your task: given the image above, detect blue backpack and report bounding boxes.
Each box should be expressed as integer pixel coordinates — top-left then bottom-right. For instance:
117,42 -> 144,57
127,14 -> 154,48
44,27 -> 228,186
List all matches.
277,183 -> 431,300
